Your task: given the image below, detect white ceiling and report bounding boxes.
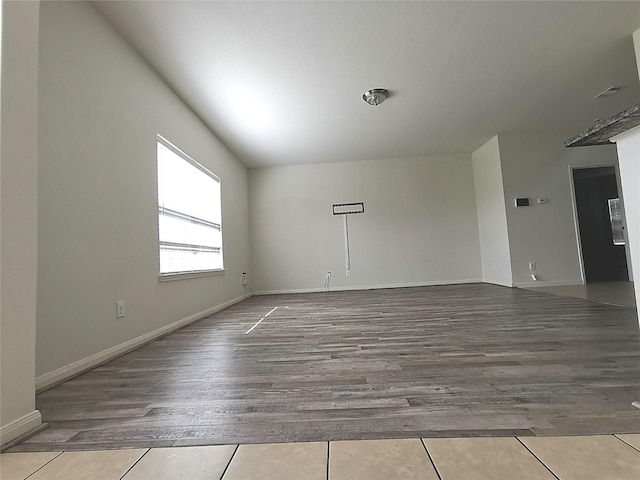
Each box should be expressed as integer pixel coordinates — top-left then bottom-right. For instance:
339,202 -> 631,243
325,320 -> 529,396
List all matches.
93,1 -> 640,168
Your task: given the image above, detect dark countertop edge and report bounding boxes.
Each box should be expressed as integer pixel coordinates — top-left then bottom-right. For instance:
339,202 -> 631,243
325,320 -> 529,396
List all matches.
565,103 -> 640,147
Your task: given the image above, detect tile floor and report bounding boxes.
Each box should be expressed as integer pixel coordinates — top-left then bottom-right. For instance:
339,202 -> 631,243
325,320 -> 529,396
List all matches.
2,434 -> 640,479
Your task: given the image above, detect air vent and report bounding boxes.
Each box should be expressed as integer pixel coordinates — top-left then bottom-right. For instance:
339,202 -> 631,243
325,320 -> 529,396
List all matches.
594,86 -> 622,99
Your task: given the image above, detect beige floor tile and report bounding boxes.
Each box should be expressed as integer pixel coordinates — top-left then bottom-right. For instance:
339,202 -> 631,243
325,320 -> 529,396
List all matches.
617,434 -> 640,452
222,442 -> 326,480
424,437 -> 555,480
122,445 -> 236,480
0,452 -> 62,480
27,449 -> 147,480
329,438 -> 438,480
520,435 -> 640,480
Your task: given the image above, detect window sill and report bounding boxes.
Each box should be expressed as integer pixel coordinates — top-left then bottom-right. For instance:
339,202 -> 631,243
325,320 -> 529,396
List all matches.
159,269 -> 226,282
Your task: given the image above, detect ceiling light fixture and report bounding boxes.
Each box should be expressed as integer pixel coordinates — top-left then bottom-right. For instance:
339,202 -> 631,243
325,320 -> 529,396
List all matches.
362,88 -> 389,106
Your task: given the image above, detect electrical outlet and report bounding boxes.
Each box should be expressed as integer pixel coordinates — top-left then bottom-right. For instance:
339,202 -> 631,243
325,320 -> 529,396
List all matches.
326,272 -> 331,279
346,269 -> 351,277
528,262 -> 536,271
241,272 -> 248,285
116,300 -> 125,318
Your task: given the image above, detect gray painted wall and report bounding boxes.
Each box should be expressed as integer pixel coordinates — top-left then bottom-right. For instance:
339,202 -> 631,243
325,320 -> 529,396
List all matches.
36,1 -> 250,379
249,155 -> 482,293
498,132 -> 621,287
0,0 -> 42,444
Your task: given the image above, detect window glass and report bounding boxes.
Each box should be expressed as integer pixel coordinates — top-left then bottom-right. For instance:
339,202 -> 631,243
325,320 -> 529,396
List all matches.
607,198 -> 625,246
157,137 -> 223,275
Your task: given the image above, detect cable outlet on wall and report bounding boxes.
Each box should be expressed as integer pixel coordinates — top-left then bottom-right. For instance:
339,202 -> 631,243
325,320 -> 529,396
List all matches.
116,300 -> 125,318
346,269 -> 351,277
241,272 -> 248,285
528,261 -> 536,271
326,271 -> 331,279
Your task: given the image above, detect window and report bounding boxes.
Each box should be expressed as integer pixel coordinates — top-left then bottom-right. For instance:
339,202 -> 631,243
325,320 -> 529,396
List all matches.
157,136 -> 223,276
607,198 -> 625,246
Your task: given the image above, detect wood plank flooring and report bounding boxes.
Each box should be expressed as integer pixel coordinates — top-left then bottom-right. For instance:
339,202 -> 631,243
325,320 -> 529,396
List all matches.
11,284 -> 640,451
524,281 -> 636,308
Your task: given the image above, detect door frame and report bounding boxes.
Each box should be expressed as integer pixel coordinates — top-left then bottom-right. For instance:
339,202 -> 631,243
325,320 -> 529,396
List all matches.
568,164 -> 632,284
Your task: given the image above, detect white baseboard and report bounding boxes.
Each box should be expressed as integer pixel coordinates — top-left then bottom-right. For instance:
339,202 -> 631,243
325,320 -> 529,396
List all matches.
480,279 -> 514,288
0,410 -> 41,447
254,278 -> 483,295
36,294 -> 249,391
514,280 -> 584,288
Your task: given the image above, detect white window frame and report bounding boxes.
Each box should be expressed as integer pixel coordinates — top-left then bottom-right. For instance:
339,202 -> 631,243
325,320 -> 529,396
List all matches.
156,135 -> 224,280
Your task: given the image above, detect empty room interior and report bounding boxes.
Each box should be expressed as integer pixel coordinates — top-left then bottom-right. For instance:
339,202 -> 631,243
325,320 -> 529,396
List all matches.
3,1 -> 640,478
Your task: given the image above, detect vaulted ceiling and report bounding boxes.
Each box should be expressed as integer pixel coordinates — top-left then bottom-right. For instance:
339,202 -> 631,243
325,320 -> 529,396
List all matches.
93,1 -> 640,168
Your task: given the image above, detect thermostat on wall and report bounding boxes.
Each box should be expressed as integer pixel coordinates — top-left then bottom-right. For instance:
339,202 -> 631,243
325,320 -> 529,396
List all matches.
515,197 -> 530,207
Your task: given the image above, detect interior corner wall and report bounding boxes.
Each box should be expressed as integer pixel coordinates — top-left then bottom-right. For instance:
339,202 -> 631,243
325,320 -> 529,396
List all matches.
249,155 -> 482,294
497,131 -> 621,287
36,1 -> 250,381
614,127 -> 640,326
0,0 -> 42,445
471,136 -> 513,287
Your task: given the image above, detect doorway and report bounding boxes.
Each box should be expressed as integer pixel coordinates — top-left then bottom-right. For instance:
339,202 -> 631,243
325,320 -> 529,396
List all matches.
572,166 -> 628,283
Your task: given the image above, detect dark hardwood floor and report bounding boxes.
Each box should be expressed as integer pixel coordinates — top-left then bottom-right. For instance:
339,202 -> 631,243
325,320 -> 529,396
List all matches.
11,284 -> 640,451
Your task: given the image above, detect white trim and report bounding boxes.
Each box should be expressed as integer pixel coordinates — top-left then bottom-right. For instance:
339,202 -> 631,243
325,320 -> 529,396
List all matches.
253,278 -> 483,295
35,294 -> 248,391
568,164 -> 587,284
614,167 -> 634,282
610,124 -> 640,144
0,410 -> 41,447
513,280 -> 584,288
481,279 -> 514,288
159,269 -> 226,282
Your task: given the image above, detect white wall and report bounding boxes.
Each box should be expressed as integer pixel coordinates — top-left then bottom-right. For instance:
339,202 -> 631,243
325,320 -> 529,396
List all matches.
620,27 -> 640,325
498,132 -> 621,287
249,155 -> 482,293
36,1 -> 250,383
614,127 -> 640,325
472,136 -> 513,287
617,24 -> 640,322
0,0 -> 42,445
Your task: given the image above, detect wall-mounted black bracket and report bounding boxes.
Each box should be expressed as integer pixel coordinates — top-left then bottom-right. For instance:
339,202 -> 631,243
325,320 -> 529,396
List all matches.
333,202 -> 364,215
